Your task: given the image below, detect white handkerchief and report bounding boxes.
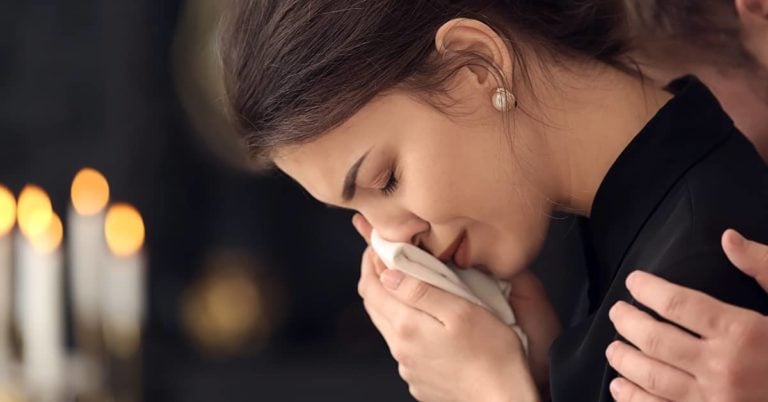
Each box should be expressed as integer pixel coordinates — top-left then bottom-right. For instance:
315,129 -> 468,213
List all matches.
370,230 -> 528,354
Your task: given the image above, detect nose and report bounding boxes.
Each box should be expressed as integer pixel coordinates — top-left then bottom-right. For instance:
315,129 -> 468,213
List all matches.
363,210 -> 429,246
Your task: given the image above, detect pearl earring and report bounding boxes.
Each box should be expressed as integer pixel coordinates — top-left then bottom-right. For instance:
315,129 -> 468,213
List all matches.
492,87 -> 517,112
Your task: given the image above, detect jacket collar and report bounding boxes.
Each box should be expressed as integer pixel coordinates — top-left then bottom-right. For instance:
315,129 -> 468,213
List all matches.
585,76 -> 735,299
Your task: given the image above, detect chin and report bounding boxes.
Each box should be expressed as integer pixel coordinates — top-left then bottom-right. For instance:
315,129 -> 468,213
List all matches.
482,251 -> 533,280
472,261 -> 523,281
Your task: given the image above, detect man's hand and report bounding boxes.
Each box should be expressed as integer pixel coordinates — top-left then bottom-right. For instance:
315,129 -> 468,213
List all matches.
722,229 -> 768,290
606,229 -> 768,402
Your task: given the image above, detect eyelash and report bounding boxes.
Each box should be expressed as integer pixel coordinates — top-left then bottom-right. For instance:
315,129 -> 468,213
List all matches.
380,166 -> 399,197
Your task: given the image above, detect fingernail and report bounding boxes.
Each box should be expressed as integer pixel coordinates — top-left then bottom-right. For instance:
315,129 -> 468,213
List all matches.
610,378 -> 623,396
608,302 -> 622,320
728,229 -> 744,247
380,269 -> 404,290
625,271 -> 638,289
605,342 -> 616,361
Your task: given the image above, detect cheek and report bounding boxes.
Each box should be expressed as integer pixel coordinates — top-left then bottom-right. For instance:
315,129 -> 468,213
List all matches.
401,119 -> 553,262
479,175 -> 555,274
490,210 -> 552,274
402,133 -> 548,223
401,155 -> 506,224
401,172 -> 464,223
397,144 -> 472,221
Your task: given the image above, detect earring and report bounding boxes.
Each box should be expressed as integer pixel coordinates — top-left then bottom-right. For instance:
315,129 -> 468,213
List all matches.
492,87 -> 517,112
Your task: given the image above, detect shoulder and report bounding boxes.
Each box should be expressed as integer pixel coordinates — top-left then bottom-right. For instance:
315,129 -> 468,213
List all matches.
682,130 -> 768,243
625,133 -> 768,314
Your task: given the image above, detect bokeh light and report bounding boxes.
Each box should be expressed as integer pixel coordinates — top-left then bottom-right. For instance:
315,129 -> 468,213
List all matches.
71,168 -> 110,216
105,204 -> 145,257
17,185 -> 53,239
29,212 -> 63,253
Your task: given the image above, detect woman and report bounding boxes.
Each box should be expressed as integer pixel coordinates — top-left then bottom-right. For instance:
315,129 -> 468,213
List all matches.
219,1 -> 768,400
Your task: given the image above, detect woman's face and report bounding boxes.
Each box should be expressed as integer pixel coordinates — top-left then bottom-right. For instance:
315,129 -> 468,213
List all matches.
274,83 -> 559,280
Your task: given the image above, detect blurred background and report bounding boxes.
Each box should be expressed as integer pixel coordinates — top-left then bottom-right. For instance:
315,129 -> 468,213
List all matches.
0,1 -> 587,401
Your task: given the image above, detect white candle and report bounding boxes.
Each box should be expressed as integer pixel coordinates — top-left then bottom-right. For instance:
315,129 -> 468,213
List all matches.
14,185 -> 54,342
102,203 -> 146,359
17,186 -> 64,398
0,186 -> 16,371
68,168 -> 110,335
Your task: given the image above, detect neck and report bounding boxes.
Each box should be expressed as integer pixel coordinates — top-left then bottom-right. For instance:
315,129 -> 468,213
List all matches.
534,65 -> 673,216
693,66 -> 768,161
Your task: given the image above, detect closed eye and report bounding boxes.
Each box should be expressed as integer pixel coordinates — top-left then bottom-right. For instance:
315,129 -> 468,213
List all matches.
380,166 -> 399,197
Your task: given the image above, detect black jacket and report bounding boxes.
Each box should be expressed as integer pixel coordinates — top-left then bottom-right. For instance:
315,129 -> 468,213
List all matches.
549,77 -> 768,402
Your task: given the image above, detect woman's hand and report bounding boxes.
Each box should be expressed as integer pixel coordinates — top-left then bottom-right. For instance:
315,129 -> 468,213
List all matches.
353,214 -> 539,402
606,230 -> 768,402
502,269 -> 561,396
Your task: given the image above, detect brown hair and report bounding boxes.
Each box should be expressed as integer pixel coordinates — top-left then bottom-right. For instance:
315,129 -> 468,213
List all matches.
219,0 -> 629,169
623,0 -> 757,70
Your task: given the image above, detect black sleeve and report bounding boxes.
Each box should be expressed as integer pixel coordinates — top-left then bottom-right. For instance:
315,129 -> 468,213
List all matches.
638,146 -> 768,324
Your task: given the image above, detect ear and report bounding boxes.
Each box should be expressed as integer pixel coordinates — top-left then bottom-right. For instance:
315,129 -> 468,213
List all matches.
433,18 -> 515,90
735,0 -> 768,66
735,0 -> 768,17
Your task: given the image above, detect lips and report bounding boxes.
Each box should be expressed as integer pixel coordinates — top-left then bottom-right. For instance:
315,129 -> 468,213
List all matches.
436,230 -> 466,265
453,232 -> 469,268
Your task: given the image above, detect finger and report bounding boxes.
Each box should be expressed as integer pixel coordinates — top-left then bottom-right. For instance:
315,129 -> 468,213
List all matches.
362,299 -> 418,366
609,300 -> 701,371
371,251 -> 388,276
722,229 -> 768,291
359,252 -> 387,302
357,245 -> 388,276
361,251 -> 441,333
358,251 -> 394,338
352,213 -> 373,244
360,248 -> 392,299
606,341 -> 696,402
625,271 -> 732,337
380,268 -> 477,327
609,377 -> 669,402
358,248 -> 377,298
359,249 -> 408,324
362,297 -> 394,339
358,246 -> 394,286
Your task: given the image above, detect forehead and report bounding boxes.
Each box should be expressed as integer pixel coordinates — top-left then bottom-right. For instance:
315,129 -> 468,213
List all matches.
273,90 -> 418,200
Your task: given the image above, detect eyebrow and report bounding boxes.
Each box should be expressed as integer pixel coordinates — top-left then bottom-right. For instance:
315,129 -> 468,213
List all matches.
342,149 -> 372,202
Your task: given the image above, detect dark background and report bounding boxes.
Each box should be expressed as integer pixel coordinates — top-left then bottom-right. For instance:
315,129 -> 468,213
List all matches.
0,1 -> 587,401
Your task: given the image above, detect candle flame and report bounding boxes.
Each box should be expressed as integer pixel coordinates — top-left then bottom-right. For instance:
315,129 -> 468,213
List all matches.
29,212 -> 63,253
17,185 -> 53,239
0,185 -> 15,236
105,204 -> 145,257
71,168 -> 110,216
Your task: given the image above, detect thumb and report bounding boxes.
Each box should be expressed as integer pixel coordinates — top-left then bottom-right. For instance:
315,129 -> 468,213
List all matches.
379,269 -> 462,325
722,229 -> 768,291
505,271 -> 561,387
